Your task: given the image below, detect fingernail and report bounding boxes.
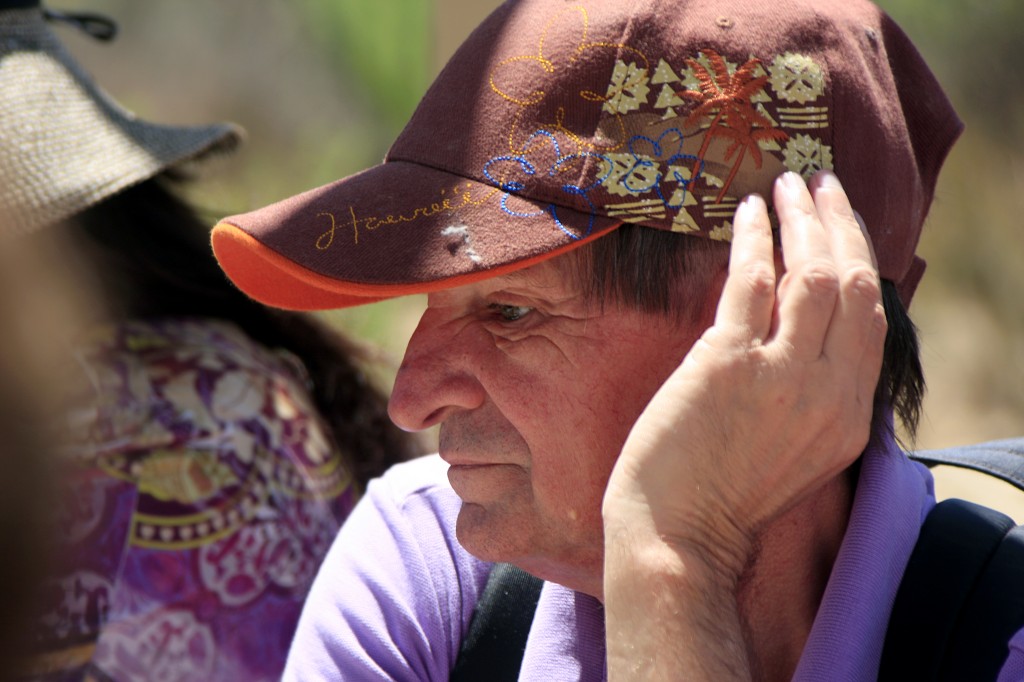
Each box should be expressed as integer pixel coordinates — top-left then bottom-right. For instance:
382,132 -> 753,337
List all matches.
743,192 -> 765,209
779,171 -> 804,191
817,169 -> 843,190
735,193 -> 765,222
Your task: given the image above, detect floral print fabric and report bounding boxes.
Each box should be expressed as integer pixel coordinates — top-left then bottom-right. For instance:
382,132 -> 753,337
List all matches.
27,319 -> 356,681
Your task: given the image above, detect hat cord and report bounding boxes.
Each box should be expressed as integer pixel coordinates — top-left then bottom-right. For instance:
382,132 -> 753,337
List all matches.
42,7 -> 117,42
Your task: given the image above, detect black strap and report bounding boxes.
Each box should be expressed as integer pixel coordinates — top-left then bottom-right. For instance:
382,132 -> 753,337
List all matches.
450,563 -> 543,682
946,522 -> 1024,680
879,498 -> 1022,681
896,438 -> 1024,680
910,437 -> 1024,491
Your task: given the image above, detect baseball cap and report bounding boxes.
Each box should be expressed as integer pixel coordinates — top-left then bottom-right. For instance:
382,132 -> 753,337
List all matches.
212,0 -> 962,310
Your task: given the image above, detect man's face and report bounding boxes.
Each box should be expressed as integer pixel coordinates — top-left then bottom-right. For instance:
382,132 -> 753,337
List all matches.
388,255 -> 713,596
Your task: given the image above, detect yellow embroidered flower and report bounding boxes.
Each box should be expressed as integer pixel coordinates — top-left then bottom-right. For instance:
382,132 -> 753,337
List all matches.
769,52 -> 825,104
783,134 -> 834,178
602,60 -> 651,114
709,221 -> 734,241
488,4 -> 649,157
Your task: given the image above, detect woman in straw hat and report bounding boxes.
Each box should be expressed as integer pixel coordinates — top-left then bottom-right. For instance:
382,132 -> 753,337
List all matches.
1,2 -> 420,679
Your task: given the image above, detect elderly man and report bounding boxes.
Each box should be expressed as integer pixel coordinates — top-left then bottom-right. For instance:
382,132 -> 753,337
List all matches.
212,0 -> 1024,679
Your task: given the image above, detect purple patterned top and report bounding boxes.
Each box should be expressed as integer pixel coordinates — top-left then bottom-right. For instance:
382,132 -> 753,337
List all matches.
28,318 -> 357,681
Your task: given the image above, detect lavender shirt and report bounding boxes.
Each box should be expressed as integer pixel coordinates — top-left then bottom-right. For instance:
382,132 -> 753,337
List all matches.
285,432 -> 1024,680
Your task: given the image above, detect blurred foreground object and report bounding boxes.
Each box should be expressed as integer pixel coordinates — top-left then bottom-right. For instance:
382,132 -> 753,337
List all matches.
0,232 -> 91,679
1,2 -> 419,679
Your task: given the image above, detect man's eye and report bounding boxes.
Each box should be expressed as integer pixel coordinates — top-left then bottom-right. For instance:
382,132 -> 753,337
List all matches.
489,303 -> 533,322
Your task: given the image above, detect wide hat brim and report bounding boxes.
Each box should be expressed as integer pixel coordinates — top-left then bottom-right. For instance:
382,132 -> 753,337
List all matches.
1,7 -> 243,235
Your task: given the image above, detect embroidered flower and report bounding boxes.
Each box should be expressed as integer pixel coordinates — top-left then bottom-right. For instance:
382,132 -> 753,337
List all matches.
603,60 -> 651,114
483,129 -> 612,240
769,52 -> 825,104
610,128 -> 704,209
488,5 -> 649,157
783,134 -> 834,178
709,221 -> 734,241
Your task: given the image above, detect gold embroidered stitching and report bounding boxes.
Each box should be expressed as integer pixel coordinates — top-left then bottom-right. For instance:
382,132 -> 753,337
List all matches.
315,184 -> 499,251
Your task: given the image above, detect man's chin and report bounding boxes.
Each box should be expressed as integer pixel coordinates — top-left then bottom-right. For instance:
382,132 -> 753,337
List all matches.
453,501 -> 528,564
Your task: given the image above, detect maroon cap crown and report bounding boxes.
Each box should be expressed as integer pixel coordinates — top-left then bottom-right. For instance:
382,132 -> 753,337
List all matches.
213,0 -> 962,310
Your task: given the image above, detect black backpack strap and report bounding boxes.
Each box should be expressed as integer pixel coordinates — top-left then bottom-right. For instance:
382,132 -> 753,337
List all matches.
944,522 -> 1024,680
879,498 -> 1022,681
910,437 -> 1024,491
450,563 -> 543,682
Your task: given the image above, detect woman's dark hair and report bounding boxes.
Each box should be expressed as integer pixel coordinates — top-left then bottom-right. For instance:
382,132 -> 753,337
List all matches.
65,177 -> 422,487
571,224 -> 925,440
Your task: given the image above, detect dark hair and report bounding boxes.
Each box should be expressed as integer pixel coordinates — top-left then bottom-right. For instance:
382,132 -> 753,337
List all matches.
571,224 -> 925,440
62,177 -> 422,487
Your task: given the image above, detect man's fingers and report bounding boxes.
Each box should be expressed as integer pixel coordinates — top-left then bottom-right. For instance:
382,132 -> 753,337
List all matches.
853,211 -> 878,269
856,302 -> 888,406
809,171 -> 874,273
772,172 -> 838,359
714,193 -> 776,341
807,172 -> 885,368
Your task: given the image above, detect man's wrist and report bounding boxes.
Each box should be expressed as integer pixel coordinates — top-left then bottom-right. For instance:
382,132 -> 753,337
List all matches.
604,512 -> 754,680
603,489 -> 757,583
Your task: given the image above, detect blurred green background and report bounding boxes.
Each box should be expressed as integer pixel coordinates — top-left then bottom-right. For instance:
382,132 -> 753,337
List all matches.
55,1 -> 1023,474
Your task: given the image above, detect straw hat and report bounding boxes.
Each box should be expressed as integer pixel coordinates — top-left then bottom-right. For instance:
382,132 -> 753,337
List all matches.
0,0 -> 244,235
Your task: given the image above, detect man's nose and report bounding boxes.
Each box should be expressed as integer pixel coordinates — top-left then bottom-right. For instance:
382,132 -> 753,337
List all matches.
388,310 -> 486,432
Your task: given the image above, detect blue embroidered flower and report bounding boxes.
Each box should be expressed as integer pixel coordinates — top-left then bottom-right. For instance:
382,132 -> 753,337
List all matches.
621,128 -> 704,209
483,129 -> 612,240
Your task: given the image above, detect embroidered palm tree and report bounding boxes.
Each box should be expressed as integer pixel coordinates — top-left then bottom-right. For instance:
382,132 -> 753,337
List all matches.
679,50 -> 789,202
